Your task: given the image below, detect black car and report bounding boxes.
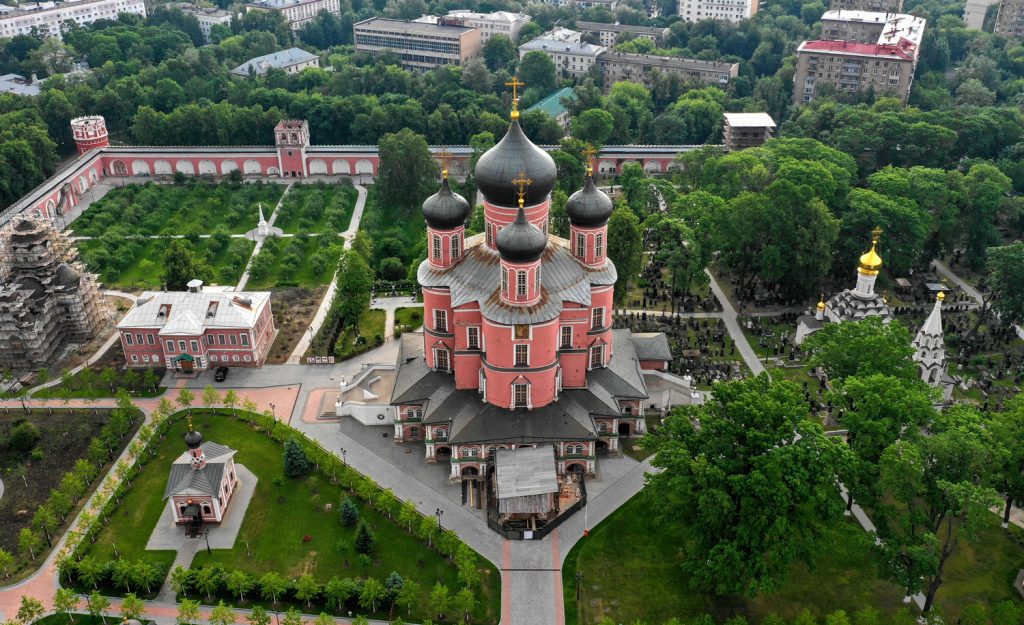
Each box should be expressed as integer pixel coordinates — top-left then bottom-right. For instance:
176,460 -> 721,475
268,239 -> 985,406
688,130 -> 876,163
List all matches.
214,366 -> 229,382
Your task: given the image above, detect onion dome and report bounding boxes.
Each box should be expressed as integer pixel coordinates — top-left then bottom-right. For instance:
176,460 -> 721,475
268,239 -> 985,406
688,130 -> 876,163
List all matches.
566,173 -> 613,227
184,417 -> 203,449
497,206 -> 546,263
55,263 -> 81,288
858,227 -> 884,276
474,121 -> 557,207
816,296 -> 826,312
422,175 -> 471,230
936,290 -> 945,302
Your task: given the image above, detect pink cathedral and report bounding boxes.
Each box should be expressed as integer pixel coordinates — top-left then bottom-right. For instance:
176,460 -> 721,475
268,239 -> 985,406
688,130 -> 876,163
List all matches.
390,102 -> 671,480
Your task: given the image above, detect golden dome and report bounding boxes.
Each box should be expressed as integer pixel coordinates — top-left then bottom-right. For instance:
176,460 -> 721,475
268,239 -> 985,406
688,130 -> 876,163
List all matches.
937,291 -> 945,302
858,227 -> 884,276
816,294 -> 825,311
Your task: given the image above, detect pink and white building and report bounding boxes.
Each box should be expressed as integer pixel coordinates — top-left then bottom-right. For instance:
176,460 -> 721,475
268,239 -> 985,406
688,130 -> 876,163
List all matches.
164,422 -> 239,524
116,280 -> 275,371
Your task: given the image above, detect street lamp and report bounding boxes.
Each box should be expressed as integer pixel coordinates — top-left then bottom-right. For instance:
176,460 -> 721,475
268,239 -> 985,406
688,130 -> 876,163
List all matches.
435,508 -> 444,530
576,570 -> 584,624
340,447 -> 347,466
269,402 -> 276,420
202,529 -> 211,555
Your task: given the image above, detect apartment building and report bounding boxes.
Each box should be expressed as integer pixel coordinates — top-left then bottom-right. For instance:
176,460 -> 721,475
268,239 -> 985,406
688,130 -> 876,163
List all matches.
442,10 -> 530,43
0,0 -> 146,39
574,20 -> 670,47
794,9 -> 924,104
354,17 -> 481,70
535,0 -> 618,8
245,0 -> 340,31
994,0 -> 1024,36
597,51 -> 739,91
677,0 -> 758,23
518,38 -> 606,77
829,0 -> 903,12
176,3 -> 232,44
963,0 -> 998,29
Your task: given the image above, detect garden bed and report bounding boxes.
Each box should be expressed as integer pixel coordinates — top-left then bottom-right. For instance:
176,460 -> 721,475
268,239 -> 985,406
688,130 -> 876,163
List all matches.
265,287 -> 327,364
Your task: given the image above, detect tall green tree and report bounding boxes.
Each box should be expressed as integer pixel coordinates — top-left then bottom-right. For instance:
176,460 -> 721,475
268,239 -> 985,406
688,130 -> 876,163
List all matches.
517,51 -> 557,95
283,437 -> 311,477
607,204 -> 643,304
162,239 -> 213,291
644,375 -> 852,595
804,317 -> 918,383
986,242 -> 1024,327
377,128 -> 437,212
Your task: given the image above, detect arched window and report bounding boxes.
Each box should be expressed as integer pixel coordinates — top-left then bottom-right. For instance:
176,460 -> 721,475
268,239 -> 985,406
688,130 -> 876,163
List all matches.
202,503 -> 212,515
451,234 -> 460,259
501,268 -> 508,297
466,447 -> 479,458
516,271 -> 527,298
598,421 -> 608,433
595,233 -> 604,259
433,235 -> 442,259
576,232 -> 585,258
623,404 -> 633,415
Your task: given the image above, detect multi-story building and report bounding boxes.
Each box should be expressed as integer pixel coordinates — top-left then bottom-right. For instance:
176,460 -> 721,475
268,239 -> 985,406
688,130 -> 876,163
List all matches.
722,112 -> 776,151
963,0 -> 999,29
994,0 -> 1024,35
176,4 -> 233,44
0,0 -> 146,39
117,280 -> 276,371
245,0 -> 339,31
526,87 -> 576,129
518,38 -> 606,77
353,17 -> 481,71
829,0 -> 902,12
230,48 -> 320,77
536,0 -> 618,8
677,0 -> 758,23
794,10 -> 924,104
441,10 -> 530,44
574,21 -> 670,47
597,51 -> 739,91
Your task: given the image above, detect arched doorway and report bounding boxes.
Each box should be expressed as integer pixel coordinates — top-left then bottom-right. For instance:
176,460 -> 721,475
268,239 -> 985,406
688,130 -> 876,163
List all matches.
618,422 -> 631,437
436,446 -> 452,459
461,466 -> 478,476
111,160 -> 128,176
566,463 -> 586,474
595,440 -> 609,454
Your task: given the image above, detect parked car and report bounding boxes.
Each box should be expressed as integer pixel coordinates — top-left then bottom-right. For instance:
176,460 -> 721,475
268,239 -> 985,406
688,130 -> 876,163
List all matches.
214,366 -> 229,382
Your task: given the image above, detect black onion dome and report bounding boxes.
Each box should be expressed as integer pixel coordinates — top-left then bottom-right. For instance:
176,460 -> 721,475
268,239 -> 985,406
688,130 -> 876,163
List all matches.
497,206 -> 547,264
474,121 -> 557,207
184,429 -> 203,449
566,175 -> 613,227
422,177 -> 471,230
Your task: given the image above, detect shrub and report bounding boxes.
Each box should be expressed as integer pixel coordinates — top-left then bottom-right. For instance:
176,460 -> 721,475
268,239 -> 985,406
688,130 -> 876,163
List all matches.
354,520 -> 375,555
9,422 -> 41,453
283,437 -> 311,477
339,497 -> 359,527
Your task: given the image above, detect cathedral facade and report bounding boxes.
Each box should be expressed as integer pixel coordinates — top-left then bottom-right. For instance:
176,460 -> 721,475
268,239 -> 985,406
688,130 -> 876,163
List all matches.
389,101 -> 669,481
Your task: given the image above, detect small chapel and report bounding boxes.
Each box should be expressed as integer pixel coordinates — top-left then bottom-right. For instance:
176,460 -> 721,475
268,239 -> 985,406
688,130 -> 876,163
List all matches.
163,419 -> 240,528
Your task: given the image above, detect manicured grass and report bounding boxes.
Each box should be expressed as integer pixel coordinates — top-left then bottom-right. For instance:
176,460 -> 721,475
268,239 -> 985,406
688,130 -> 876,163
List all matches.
273,182 -> 358,234
72,181 -> 285,236
562,492 -> 907,625
246,234 -> 343,289
82,412 -> 499,623
335,309 -> 386,359
78,237 -> 253,291
393,307 -> 423,333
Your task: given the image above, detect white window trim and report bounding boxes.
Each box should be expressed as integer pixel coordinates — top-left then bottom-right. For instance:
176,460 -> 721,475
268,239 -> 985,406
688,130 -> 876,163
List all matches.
514,343 -> 529,367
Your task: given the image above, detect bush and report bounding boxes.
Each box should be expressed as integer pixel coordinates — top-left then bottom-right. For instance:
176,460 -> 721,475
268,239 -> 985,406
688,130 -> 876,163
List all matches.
339,497 -> 359,527
354,520 -> 376,555
8,421 -> 41,453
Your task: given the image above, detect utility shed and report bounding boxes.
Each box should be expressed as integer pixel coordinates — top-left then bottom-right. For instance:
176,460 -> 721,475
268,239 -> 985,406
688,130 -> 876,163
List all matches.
495,446 -> 558,517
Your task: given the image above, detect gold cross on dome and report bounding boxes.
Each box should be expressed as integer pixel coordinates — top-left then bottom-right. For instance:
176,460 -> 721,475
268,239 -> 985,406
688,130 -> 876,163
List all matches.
504,77 -> 526,120
436,147 -> 453,179
871,225 -> 883,243
512,171 -> 532,207
582,145 -> 597,175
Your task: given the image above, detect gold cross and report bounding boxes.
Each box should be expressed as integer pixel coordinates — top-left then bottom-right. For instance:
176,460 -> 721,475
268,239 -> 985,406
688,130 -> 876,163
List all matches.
436,147 -> 453,179
871,226 -> 883,243
582,146 -> 597,175
504,77 -> 526,120
512,171 -> 532,206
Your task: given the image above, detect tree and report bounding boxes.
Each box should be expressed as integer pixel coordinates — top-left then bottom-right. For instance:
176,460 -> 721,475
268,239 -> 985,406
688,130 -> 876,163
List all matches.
163,239 -> 213,291
517,51 -> 557,95
428,582 -> 451,621
32,506 -> 57,547
804,317 -> 918,383
334,250 -> 374,329
377,128 -> 437,211
227,569 -> 254,604
75,556 -> 105,589
259,572 -> 288,605
54,587 -> 79,622
359,577 -> 386,613
876,407 -> 1003,611
0,549 -> 12,579
283,437 -> 311,477
18,528 -> 39,561
395,578 -> 421,617
355,519 -> 376,554
571,109 -> 615,146
246,605 -> 270,625
202,385 -> 221,409
324,577 -> 359,611
644,375 -> 853,595
223,389 -> 240,417
170,565 -> 191,597
194,566 -> 223,600
987,242 -> 1024,327
177,598 -> 200,625
87,590 -> 110,624
398,501 -> 418,533
176,388 -> 195,415
339,496 -> 359,527
210,601 -> 237,625
482,34 -> 515,71
120,593 -> 144,621
607,205 -> 643,303
16,596 -> 43,625
295,573 -> 319,607
142,367 -> 160,392
990,395 -> 1024,528
453,587 -> 476,624
280,608 -> 302,625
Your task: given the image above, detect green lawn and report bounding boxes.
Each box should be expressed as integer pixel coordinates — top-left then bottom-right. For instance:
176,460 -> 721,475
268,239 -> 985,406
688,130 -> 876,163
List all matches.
81,412 -> 499,623
334,309 -> 386,359
562,492 -> 909,625
78,236 -> 253,291
72,181 -> 285,236
393,307 -> 423,334
246,234 -> 342,289
273,182 -> 358,234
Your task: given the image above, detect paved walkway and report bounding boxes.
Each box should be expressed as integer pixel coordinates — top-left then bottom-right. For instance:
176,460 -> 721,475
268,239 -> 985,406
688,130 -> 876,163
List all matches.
236,183 -> 294,291
287,184 -> 368,363
705,269 -> 764,375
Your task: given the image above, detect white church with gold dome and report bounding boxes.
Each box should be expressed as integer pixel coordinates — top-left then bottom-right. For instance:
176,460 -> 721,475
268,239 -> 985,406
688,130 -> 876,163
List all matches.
795,227 -> 893,345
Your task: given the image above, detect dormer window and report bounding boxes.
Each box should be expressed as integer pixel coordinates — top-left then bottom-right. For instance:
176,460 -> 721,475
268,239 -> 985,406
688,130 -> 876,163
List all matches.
207,302 -> 218,318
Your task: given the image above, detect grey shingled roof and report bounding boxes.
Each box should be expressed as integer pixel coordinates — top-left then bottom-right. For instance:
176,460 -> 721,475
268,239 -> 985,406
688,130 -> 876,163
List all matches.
163,441 -> 236,499
604,329 -> 648,398
417,234 -> 617,325
495,446 -> 558,500
630,332 -> 672,361
825,289 -> 892,322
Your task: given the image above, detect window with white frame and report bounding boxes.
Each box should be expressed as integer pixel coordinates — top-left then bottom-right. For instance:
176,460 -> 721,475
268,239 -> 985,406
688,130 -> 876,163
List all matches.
451,234 -> 460,259
229,335 -> 237,345
560,326 -> 572,348
241,334 -> 249,346
432,235 -> 441,259
466,447 -> 479,458
591,307 -> 604,329
516,271 -> 527,298
166,340 -> 175,352
595,233 -> 603,258
136,333 -> 144,345
178,340 -> 187,352
467,326 -> 480,349
435,347 -> 450,371
512,383 -> 528,408
515,344 -> 528,366
147,334 -> 154,345
576,232 -> 585,257
125,333 -> 133,345
590,344 -> 604,368
190,340 -> 199,352
501,268 -> 508,297
434,309 -> 447,332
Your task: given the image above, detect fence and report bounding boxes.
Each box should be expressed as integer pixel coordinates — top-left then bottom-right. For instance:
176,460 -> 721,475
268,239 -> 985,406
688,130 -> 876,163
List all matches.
485,473 -> 587,541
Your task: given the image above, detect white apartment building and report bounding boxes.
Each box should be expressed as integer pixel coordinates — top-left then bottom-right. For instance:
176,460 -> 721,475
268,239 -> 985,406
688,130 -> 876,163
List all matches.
0,0 -> 146,39
245,0 -> 339,30
677,0 -> 758,22
518,37 -> 606,77
176,3 -> 232,44
444,10 -> 530,43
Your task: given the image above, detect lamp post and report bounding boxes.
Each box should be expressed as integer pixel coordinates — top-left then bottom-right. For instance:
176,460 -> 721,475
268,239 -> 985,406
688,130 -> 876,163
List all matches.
435,508 -> 444,530
202,529 -> 211,555
576,570 -> 584,624
269,402 -> 276,420
340,447 -> 347,466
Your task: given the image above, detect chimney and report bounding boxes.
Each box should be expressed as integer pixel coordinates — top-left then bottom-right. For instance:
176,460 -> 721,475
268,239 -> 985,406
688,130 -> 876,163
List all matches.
187,279 -> 204,293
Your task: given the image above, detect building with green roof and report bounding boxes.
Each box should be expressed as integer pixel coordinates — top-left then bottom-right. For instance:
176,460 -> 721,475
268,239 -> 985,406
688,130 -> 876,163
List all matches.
526,87 -> 575,129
